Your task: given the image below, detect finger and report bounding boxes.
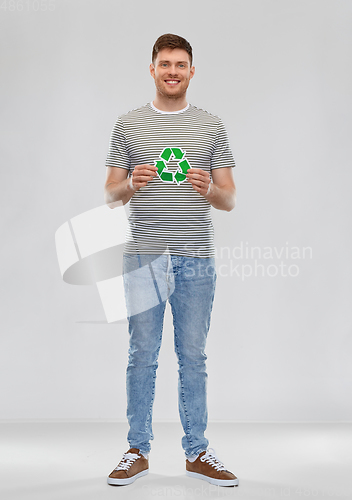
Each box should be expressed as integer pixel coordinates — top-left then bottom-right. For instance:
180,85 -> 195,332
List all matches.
132,181 -> 149,188
133,169 -> 157,177
187,177 -> 210,188
133,170 -> 158,178
135,164 -> 158,172
187,168 -> 207,174
133,175 -> 156,183
186,170 -> 210,179
186,175 -> 210,184
190,183 -> 206,195
134,165 -> 158,172
135,176 -> 155,181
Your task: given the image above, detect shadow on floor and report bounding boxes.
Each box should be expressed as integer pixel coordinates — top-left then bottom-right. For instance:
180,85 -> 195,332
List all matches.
2,473 -> 345,500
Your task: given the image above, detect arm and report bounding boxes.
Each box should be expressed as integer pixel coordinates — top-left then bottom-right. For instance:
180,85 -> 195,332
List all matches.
186,167 -> 236,212
104,166 -> 131,207
104,164 -> 158,207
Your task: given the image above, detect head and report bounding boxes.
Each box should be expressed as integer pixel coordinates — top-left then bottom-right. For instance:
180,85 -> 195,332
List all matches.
150,34 -> 195,101
152,33 -> 193,67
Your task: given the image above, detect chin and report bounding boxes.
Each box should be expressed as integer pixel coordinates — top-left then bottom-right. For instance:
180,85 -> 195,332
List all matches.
158,86 -> 187,100
166,93 -> 184,100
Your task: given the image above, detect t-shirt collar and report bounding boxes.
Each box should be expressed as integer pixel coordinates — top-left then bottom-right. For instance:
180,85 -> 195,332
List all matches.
150,101 -> 190,114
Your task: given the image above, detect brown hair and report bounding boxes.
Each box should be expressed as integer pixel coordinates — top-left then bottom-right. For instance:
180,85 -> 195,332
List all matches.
152,33 -> 193,66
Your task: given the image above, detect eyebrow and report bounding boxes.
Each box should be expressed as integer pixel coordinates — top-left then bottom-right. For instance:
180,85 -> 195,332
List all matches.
159,60 -> 189,65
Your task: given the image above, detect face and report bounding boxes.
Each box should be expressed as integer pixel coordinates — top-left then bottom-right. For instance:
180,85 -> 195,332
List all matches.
150,48 -> 195,100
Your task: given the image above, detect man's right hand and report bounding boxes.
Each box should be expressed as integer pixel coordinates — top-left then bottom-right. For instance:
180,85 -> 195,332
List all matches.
104,164 -> 158,207
130,164 -> 158,190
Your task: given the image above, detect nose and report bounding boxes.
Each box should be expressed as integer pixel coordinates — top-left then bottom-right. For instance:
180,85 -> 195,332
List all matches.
168,65 -> 178,75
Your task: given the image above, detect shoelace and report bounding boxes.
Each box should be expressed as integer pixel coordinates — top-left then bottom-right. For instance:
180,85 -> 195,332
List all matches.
114,452 -> 140,471
200,448 -> 226,471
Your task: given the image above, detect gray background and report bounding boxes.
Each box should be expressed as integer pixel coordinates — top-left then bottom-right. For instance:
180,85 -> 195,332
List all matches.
1,0 -> 351,422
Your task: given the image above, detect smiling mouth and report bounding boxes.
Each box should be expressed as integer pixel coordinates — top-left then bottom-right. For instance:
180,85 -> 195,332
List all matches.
165,80 -> 180,85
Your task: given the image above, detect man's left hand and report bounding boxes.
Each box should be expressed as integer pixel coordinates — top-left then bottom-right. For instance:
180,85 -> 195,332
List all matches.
186,168 -> 211,196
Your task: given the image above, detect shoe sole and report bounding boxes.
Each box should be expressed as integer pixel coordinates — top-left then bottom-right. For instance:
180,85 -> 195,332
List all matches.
186,470 -> 239,487
107,469 -> 149,485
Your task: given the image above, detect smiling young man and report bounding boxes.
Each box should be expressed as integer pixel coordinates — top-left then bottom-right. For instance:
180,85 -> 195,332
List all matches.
104,34 -> 238,487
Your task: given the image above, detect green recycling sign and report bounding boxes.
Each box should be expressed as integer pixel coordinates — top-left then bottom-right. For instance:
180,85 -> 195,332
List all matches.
155,147 -> 191,185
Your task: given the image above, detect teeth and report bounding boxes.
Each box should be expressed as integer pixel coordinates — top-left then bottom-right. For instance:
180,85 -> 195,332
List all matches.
166,81 -> 179,84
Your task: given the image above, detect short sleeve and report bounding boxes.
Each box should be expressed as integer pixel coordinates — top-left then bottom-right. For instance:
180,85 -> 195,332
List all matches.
211,119 -> 236,170
105,117 -> 131,170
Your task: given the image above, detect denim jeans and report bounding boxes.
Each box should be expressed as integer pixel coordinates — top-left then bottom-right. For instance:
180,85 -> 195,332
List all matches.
122,253 -> 216,459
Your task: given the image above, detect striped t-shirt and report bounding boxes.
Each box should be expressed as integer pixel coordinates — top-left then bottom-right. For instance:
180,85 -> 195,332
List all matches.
105,102 -> 235,257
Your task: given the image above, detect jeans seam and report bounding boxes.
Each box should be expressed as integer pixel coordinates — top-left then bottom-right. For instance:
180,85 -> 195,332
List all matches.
144,331 -> 162,438
174,335 -> 192,448
145,370 -> 156,437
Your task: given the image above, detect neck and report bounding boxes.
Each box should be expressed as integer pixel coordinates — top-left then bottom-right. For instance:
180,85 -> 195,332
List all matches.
152,93 -> 188,112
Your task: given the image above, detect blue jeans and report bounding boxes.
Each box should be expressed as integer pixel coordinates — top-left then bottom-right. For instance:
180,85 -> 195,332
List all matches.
122,253 -> 216,459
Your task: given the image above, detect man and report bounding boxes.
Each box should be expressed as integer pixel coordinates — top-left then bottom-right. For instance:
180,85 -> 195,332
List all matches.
104,34 -> 238,487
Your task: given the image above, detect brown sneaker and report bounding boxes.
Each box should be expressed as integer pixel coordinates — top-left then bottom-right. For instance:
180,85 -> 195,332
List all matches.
186,448 -> 239,487
107,448 -> 149,485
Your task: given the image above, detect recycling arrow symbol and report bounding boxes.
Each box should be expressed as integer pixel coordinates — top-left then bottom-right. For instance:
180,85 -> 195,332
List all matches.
155,147 -> 192,185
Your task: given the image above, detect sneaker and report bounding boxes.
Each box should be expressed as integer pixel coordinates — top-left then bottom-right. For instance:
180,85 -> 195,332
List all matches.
186,448 -> 239,487
107,448 -> 149,485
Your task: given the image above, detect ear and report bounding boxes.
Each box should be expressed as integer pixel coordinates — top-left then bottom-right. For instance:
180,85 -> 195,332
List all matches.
150,63 -> 155,79
190,65 -> 195,80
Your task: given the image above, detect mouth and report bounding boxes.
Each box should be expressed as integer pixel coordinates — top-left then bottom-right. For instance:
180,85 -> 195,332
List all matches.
164,80 -> 180,86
